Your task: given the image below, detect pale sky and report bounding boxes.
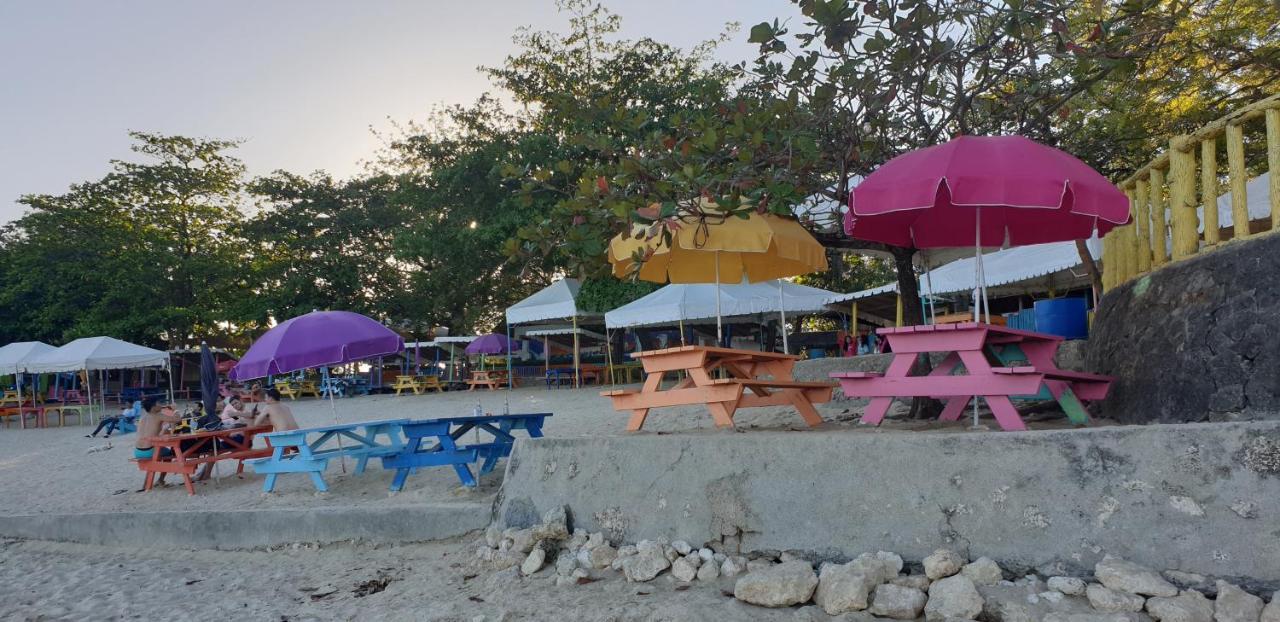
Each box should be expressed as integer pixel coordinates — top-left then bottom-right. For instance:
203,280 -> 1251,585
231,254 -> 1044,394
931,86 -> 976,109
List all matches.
0,1 -> 792,224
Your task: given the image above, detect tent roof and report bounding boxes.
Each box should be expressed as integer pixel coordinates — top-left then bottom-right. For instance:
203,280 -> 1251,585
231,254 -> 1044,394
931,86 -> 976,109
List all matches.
524,327 -> 608,340
23,336 -> 170,373
409,336 -> 479,348
506,278 -> 600,325
836,238 -> 1101,303
0,341 -> 56,376
606,280 -> 846,329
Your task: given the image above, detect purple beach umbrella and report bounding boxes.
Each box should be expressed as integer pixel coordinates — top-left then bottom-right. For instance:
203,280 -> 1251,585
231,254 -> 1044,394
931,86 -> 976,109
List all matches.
464,333 -> 514,355
230,311 -> 404,381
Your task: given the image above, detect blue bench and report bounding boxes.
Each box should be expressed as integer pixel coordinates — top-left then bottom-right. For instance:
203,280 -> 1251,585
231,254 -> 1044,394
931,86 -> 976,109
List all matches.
246,419 -> 408,492
381,413 -> 550,490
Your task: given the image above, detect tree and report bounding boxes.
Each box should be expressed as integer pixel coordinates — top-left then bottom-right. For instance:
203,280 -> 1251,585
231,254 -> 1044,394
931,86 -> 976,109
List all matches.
0,132 -> 246,346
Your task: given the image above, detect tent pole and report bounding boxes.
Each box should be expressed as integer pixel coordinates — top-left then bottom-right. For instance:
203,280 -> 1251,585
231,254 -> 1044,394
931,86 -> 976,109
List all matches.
678,319 -> 685,346
779,280 -> 789,354
572,315 -> 581,388
449,344 -> 455,382
714,253 -> 723,344
166,364 -> 175,405
543,336 -> 549,376
605,328 -> 615,386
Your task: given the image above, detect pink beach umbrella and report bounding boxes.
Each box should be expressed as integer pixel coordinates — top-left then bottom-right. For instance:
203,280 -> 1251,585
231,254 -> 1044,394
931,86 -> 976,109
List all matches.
844,135 -> 1130,320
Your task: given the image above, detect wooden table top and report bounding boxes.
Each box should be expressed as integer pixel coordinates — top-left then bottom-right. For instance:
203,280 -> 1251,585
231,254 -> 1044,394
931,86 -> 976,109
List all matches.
629,345 -> 800,361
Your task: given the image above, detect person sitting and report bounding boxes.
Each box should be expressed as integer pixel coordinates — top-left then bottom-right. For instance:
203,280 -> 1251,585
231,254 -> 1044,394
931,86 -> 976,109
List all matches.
87,404 -> 131,438
219,396 -> 255,428
254,388 -> 299,432
133,397 -> 182,487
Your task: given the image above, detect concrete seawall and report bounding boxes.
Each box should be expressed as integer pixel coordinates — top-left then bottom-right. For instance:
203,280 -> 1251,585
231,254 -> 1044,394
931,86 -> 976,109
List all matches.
0,502 -> 490,549
496,421 -> 1280,585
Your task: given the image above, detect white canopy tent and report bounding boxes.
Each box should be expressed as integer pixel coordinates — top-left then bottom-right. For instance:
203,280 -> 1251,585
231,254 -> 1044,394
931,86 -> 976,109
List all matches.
0,341 -> 56,411
23,336 -> 172,419
606,280 -> 844,330
506,278 -> 602,387
406,336 -> 479,383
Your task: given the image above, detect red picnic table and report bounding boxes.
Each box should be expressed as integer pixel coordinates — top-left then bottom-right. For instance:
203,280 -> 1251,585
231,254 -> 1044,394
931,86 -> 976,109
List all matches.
134,425 -> 274,495
831,322 -> 1113,431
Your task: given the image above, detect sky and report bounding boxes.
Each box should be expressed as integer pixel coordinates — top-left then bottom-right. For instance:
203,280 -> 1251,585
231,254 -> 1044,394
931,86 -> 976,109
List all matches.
0,0 -> 793,224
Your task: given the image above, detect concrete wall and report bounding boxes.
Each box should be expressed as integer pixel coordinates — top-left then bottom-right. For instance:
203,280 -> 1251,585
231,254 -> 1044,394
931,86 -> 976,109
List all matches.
0,502 -> 489,549
1089,233 -> 1280,423
496,421 -> 1280,588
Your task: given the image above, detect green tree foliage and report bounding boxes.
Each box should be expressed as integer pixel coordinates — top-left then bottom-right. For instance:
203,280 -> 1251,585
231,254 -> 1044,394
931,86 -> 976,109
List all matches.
0,132 -> 245,346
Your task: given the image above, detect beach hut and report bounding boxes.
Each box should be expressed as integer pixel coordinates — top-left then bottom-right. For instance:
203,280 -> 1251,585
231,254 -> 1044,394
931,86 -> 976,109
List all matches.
505,278 -> 601,387
23,337 -> 172,419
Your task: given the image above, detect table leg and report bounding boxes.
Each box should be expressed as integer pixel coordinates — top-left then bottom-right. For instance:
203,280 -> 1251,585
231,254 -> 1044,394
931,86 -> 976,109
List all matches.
861,353 -> 919,425
985,396 -> 1028,431
1046,380 -> 1090,425
390,467 -> 410,492
787,391 -> 824,427
263,473 -> 278,493
182,474 -> 196,496
939,396 -> 971,422
453,464 -> 478,487
308,472 -> 329,492
706,401 -> 736,428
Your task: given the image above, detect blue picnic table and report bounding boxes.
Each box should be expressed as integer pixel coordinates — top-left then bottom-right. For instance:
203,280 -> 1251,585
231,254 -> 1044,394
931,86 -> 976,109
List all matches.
381,413 -> 550,490
246,419 -> 408,492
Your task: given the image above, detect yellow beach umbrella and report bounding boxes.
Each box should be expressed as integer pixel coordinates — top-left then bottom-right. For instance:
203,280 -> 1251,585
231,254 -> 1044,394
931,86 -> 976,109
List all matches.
608,207 -> 828,348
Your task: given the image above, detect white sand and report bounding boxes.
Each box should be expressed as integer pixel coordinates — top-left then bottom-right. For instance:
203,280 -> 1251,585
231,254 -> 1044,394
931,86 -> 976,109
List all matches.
0,535 -> 828,621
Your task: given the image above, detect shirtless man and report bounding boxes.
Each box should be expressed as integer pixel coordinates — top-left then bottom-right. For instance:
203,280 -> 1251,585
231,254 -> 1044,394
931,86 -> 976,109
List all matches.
134,397 -> 182,487
254,388 -> 299,432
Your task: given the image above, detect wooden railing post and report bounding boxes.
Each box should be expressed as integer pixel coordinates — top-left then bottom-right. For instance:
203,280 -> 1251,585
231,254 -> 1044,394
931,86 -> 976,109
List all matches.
1201,138 -> 1220,245
1133,182 -> 1150,273
1101,232 -> 1112,291
1226,122 -> 1250,239
1169,137 -> 1199,259
1268,107 -> 1280,229
1149,168 -> 1169,266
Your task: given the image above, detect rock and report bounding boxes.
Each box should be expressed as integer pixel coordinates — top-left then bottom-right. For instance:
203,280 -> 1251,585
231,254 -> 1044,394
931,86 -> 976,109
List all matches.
520,548 -> 546,576
586,544 -> 617,569
699,547 -> 715,562
584,532 -> 605,550
713,552 -> 727,564
1049,577 -> 1088,596
484,524 -> 503,548
961,557 -> 1003,585
683,553 -> 703,569
621,547 -> 671,582
1263,592 -> 1280,622
876,551 -> 905,575
869,583 -> 927,619
1213,582 -> 1263,622
748,559 -> 777,573
1164,572 -> 1214,595
671,557 -> 699,582
1044,615 -> 1154,622
489,550 -> 524,571
1088,583 -> 1147,612
672,540 -> 693,555
721,556 -> 748,578
925,575 -> 985,621
1095,555 -> 1179,597
846,552 -> 898,585
734,561 -> 819,608
566,529 -> 588,551
555,552 -> 576,577
1145,590 -> 1213,622
663,546 -> 679,562
508,529 -> 536,555
893,575 -> 932,590
924,549 -> 967,580
530,505 -> 569,542
616,544 -> 638,558
813,561 -> 877,614
1040,591 -> 1066,604
697,559 -> 721,581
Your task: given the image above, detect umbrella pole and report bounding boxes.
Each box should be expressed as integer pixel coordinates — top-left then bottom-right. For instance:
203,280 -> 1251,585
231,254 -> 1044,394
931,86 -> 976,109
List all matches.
715,252 -> 723,345
449,344 -> 455,383
678,319 -> 685,346
778,280 -> 789,354
507,324 -> 514,390
323,367 -> 347,474
572,315 -> 581,387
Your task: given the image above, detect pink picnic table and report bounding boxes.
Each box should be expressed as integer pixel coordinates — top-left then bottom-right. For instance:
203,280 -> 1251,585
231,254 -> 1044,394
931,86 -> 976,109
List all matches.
830,322 -> 1113,431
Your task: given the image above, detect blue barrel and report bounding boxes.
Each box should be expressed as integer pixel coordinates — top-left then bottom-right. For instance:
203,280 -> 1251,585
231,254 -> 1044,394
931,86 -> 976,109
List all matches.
1032,298 -> 1089,339
807,348 -> 827,359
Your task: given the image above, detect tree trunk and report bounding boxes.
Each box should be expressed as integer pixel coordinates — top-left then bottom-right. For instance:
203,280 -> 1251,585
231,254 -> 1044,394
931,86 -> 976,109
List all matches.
890,246 -> 942,419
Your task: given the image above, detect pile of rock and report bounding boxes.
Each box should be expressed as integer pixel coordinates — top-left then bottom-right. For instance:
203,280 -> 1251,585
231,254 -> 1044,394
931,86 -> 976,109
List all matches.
473,510 -> 1280,621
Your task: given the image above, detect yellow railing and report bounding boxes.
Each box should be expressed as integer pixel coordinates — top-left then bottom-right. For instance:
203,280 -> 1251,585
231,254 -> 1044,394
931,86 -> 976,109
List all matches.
1103,93 -> 1280,290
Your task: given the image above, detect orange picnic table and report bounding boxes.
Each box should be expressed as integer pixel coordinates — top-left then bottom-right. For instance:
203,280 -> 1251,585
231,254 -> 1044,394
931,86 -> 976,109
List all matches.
601,345 -> 836,432
467,369 -> 515,391
134,425 -> 273,495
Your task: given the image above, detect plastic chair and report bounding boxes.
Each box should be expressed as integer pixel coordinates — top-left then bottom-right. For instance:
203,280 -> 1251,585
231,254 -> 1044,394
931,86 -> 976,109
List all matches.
115,401 -> 144,435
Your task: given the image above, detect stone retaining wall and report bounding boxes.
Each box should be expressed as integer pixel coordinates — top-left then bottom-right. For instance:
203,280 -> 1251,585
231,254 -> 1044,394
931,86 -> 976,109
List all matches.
496,421 -> 1280,589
